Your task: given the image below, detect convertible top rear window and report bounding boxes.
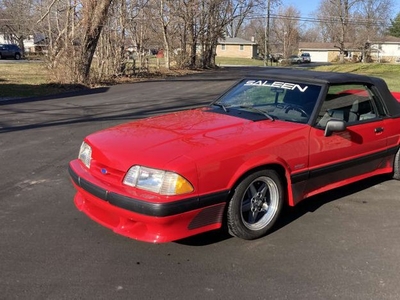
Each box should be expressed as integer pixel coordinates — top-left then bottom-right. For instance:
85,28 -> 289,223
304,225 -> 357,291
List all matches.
213,78 -> 322,124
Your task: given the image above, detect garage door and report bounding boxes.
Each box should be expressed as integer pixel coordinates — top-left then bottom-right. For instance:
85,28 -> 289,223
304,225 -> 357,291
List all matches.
308,51 -> 328,62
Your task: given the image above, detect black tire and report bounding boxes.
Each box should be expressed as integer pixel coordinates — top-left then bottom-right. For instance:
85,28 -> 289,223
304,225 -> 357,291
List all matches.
393,148 -> 400,180
227,169 -> 284,240
0,53 -> 2,59
15,53 -> 21,60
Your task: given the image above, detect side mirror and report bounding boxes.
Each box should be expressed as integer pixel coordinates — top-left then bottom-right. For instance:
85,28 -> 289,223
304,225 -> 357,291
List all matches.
324,119 -> 346,137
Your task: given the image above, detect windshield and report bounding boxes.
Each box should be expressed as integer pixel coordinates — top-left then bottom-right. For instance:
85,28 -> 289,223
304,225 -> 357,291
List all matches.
213,79 -> 322,124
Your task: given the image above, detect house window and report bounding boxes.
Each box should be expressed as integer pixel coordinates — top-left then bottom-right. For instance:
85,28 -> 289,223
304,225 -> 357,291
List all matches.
239,45 -> 244,51
221,44 -> 226,50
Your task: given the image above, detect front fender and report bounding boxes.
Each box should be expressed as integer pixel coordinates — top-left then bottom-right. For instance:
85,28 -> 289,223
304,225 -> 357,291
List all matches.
226,154 -> 297,206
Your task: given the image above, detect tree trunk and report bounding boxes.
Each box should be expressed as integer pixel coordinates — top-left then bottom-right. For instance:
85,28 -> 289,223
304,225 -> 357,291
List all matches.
77,0 -> 114,85
161,24 -> 170,69
159,0 -> 171,69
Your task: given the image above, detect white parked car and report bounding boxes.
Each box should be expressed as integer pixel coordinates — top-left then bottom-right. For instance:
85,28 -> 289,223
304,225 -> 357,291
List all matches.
279,55 -> 302,64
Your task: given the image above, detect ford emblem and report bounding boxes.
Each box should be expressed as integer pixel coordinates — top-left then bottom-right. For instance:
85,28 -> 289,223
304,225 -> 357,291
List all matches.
101,168 -> 108,175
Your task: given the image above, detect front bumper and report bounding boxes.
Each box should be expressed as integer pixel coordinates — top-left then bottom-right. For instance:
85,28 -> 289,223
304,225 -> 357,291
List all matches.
68,160 -> 229,243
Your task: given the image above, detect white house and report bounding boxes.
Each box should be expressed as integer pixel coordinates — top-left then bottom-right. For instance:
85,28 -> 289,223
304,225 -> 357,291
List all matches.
299,36 -> 400,63
370,36 -> 400,63
0,34 -> 37,52
298,42 -> 353,62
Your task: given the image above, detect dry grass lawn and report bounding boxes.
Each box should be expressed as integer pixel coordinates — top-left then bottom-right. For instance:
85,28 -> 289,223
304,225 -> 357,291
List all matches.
0,61 -> 87,100
312,64 -> 400,91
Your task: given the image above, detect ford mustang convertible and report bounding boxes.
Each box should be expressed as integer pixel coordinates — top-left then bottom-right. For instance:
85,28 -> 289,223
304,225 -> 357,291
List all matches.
68,69 -> 400,243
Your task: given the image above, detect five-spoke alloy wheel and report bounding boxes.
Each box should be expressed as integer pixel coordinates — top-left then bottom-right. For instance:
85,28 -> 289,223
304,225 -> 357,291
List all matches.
227,169 -> 284,240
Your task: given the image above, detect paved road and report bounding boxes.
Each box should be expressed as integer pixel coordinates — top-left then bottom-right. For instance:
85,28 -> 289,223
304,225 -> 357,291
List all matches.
1,67 -> 400,300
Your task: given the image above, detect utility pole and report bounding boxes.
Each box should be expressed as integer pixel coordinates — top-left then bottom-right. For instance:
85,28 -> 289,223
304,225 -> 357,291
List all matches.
264,0 -> 271,66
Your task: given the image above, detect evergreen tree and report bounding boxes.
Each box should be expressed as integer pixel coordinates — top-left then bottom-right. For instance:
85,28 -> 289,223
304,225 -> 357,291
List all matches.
389,13 -> 400,37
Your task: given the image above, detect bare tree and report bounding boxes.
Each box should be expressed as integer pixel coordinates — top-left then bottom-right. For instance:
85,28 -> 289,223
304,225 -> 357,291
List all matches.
156,0 -> 173,69
352,0 -> 393,49
300,27 -> 324,43
314,0 -> 393,62
272,5 -> 300,58
2,0 -> 398,86
225,0 -> 259,38
200,0 -> 258,68
94,1 -> 126,80
0,0 -> 38,55
36,0 -> 114,85
36,0 -> 82,82
77,0 -> 114,84
316,0 -> 360,62
239,0 -> 282,61
174,0 -> 204,68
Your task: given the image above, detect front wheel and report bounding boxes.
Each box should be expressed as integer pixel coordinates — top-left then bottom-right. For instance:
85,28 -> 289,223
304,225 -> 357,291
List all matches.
15,53 -> 21,60
227,169 -> 284,240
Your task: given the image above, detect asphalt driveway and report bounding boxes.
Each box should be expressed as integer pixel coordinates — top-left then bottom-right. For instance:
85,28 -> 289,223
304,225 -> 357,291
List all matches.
1,67 -> 400,300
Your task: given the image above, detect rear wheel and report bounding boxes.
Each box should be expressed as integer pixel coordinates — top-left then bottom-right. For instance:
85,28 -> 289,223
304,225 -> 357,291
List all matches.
227,169 -> 284,240
393,148 -> 400,180
15,53 -> 21,60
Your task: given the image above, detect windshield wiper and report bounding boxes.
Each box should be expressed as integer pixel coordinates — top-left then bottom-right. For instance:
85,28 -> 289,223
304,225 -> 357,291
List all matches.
239,106 -> 275,121
212,102 -> 229,112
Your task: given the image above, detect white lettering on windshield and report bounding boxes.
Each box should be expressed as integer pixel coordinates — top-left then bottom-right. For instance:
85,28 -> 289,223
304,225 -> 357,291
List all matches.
244,80 -> 308,92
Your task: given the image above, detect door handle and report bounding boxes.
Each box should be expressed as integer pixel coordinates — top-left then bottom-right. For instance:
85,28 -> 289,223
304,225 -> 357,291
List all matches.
374,127 -> 384,133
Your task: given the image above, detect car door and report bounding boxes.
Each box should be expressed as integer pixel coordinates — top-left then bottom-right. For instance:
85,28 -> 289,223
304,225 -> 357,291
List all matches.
3,45 -> 12,57
304,84 -> 388,196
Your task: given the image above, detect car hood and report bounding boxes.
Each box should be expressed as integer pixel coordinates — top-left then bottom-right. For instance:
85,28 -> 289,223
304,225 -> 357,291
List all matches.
86,108 -> 305,171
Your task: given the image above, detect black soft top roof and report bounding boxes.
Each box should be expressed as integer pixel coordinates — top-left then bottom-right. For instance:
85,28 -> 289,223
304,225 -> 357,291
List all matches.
254,68 -> 400,116
261,68 -> 376,84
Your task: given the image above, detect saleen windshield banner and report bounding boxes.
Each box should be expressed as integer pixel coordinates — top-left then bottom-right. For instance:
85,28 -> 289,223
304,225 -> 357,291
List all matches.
244,80 -> 308,92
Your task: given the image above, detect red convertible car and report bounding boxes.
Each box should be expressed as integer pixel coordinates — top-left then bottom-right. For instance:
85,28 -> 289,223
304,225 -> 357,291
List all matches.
68,69 -> 400,243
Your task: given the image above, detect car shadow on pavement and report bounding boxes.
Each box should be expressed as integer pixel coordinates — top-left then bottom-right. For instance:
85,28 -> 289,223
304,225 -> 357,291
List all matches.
176,229 -> 233,246
272,174 -> 389,233
176,175 -> 389,246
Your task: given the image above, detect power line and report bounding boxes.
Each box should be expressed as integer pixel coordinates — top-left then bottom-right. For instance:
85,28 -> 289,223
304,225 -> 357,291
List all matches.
248,13 -> 389,27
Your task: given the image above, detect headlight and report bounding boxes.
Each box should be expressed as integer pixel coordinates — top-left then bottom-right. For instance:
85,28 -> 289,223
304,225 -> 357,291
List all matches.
123,165 -> 194,195
78,142 -> 92,168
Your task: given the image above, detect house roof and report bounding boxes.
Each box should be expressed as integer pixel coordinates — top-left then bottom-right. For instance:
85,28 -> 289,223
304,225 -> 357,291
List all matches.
218,37 -> 257,45
299,42 -> 355,51
299,36 -> 400,51
372,35 -> 400,44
